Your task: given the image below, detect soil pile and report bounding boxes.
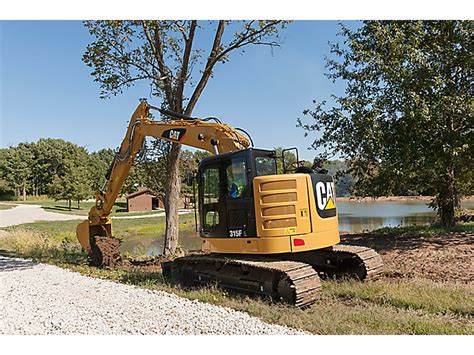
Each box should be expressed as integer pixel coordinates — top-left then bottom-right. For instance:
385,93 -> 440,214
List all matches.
341,230 -> 473,283
89,236 -> 121,267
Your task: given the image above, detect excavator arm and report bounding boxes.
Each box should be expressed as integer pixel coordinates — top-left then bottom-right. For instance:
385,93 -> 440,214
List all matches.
76,99 -> 251,254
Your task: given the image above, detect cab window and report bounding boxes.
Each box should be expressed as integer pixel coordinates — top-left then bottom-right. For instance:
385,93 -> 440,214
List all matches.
202,167 -> 220,228
226,158 -> 247,198
255,156 -> 277,176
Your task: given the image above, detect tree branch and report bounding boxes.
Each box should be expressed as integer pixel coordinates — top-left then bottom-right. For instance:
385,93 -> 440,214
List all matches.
116,75 -> 151,90
185,20 -> 225,115
185,21 -> 282,115
214,21 -> 281,63
176,20 -> 197,112
142,21 -> 175,107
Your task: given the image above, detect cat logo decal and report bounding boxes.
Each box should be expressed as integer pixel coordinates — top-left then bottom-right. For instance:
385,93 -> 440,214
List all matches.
315,181 -> 336,210
315,181 -> 337,217
162,128 -> 187,142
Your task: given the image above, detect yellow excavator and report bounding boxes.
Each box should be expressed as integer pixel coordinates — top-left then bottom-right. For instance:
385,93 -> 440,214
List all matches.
76,99 -> 383,307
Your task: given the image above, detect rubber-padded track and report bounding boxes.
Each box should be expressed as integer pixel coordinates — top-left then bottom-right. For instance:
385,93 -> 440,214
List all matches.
310,245 -> 384,280
332,245 -> 384,280
169,254 -> 321,308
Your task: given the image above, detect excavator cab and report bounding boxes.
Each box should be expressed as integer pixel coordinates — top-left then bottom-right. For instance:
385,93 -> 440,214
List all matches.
198,148 -> 278,239
196,148 -> 343,255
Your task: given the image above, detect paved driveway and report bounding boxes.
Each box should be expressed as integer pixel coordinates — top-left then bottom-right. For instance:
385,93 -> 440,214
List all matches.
0,204 -> 84,228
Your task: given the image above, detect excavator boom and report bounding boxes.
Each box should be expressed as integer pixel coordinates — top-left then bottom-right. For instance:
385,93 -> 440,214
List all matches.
76,100 -> 251,254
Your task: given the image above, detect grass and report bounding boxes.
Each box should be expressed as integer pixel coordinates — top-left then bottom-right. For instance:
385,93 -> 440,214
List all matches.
0,220 -> 472,335
0,203 -> 16,210
372,222 -> 474,235
1,213 -> 196,239
13,198 -> 165,217
324,278 -> 473,317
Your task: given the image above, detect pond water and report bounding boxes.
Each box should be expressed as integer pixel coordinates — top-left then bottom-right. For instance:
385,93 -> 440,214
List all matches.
120,200 -> 474,256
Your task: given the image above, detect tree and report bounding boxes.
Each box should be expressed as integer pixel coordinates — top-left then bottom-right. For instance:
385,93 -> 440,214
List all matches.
31,138 -> 74,196
89,148 -> 116,191
83,20 -> 288,255
299,21 -> 473,226
273,147 -> 297,173
323,160 -> 354,197
47,142 -> 91,210
0,149 -> 15,200
5,143 -> 33,201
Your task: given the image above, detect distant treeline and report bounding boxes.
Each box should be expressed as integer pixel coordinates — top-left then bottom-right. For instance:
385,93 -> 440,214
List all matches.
0,138 -> 211,207
0,139 -> 354,206
0,139 -> 114,207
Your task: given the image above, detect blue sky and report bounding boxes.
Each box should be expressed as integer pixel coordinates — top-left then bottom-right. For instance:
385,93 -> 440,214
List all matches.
0,21 -> 356,161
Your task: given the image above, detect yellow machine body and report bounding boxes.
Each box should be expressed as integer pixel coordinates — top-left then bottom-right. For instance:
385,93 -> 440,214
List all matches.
202,173 -> 340,254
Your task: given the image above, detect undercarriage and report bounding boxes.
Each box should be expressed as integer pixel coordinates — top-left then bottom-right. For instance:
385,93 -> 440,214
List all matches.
162,245 -> 384,308
88,235 -> 383,308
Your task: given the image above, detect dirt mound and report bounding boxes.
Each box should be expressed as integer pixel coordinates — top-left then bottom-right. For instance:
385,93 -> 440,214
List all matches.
341,230 -> 473,283
119,250 -> 205,273
89,236 -> 121,267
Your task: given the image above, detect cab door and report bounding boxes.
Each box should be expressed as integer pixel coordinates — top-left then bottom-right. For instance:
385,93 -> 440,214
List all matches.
224,157 -> 253,238
199,163 -> 228,238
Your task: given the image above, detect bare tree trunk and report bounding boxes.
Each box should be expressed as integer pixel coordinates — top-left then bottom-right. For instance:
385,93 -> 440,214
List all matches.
163,143 -> 182,256
438,111 -> 458,228
439,166 -> 457,227
68,199 -> 72,211
22,182 -> 26,201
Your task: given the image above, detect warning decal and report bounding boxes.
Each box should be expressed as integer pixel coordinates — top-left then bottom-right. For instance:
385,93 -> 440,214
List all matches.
325,196 -> 335,210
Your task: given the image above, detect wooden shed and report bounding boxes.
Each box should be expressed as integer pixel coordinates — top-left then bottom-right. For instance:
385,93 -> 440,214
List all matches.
125,187 -> 160,212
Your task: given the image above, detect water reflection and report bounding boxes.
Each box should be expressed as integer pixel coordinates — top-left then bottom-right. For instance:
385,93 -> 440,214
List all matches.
120,229 -> 201,257
120,200 -> 473,256
336,201 -> 437,232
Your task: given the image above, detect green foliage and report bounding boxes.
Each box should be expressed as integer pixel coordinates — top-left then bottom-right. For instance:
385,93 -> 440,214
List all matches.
0,139 -> 115,204
0,150 -> 15,199
373,221 -> 474,235
82,20 -> 288,105
299,21 -> 473,226
43,141 -> 91,208
0,179 -> 16,200
3,143 -> 33,200
324,160 -> 354,197
0,137 -> 213,204
89,148 -> 115,191
274,147 -> 297,173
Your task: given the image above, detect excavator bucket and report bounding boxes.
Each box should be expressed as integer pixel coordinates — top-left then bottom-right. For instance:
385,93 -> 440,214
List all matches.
76,219 -> 120,267
76,220 -> 92,252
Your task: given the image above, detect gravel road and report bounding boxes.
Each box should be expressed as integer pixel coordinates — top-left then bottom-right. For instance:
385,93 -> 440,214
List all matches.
0,204 -> 84,227
0,203 -> 190,227
0,255 -> 306,335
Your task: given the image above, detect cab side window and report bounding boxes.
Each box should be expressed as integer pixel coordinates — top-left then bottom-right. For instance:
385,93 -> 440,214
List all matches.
226,158 -> 247,199
255,156 -> 277,176
202,167 -> 220,228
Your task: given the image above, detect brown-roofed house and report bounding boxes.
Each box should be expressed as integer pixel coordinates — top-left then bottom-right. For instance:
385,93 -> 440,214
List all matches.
125,187 -> 161,212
